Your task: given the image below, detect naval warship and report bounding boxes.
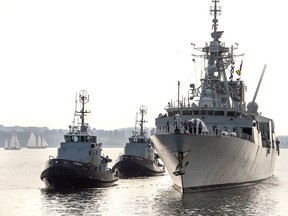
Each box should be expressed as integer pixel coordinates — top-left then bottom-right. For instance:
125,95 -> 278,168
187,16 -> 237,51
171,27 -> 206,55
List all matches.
150,0 -> 280,193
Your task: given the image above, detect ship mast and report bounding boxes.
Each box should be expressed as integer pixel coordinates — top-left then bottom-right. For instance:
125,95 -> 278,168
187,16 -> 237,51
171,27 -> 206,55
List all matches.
211,0 -> 221,42
192,0 -> 235,109
138,105 -> 147,137
76,90 -> 90,132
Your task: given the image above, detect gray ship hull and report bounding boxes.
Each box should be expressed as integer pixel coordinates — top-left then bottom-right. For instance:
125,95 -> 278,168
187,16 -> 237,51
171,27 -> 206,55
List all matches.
151,134 -> 277,193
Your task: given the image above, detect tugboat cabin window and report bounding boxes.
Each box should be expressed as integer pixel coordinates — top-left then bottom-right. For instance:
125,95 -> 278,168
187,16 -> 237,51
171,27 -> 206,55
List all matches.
137,138 -> 145,143
64,136 -> 73,142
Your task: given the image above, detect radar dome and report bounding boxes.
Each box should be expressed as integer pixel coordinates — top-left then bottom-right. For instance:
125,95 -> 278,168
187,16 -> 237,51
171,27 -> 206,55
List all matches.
199,97 -> 213,107
205,89 -> 212,96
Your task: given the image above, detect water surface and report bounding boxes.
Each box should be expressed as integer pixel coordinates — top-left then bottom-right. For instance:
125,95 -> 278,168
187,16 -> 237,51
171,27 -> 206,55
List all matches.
0,148 -> 287,216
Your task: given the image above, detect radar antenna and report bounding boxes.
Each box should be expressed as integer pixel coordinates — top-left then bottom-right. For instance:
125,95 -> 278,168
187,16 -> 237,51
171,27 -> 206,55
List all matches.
73,92 -> 77,127
210,0 -> 222,41
75,90 -> 90,130
138,105 -> 147,137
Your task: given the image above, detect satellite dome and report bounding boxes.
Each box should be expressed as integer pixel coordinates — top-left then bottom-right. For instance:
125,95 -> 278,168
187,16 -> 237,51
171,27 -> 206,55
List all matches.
205,89 -> 212,96
199,97 -> 213,107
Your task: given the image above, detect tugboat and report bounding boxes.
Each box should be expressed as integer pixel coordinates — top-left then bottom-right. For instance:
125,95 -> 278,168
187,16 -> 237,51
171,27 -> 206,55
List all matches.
40,90 -> 118,189
113,105 -> 165,178
150,0 -> 280,193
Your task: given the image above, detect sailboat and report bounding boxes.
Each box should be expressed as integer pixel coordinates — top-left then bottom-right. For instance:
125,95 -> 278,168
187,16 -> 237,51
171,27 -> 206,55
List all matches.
4,132 -> 21,150
27,132 -> 49,149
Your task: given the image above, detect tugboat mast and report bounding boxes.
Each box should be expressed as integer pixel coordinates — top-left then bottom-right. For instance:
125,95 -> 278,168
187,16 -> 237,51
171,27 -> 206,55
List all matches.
75,90 -> 90,132
138,105 -> 147,137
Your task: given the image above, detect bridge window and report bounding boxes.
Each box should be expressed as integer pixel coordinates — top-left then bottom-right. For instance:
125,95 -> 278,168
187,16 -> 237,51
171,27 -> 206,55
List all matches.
207,111 -> 213,115
227,111 -> 235,117
183,110 -> 192,115
215,111 -> 224,116
200,110 -> 206,115
64,136 -> 73,142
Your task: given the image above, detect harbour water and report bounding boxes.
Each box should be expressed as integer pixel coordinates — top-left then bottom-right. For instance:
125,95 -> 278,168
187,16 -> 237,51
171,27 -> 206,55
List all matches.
0,148 -> 287,216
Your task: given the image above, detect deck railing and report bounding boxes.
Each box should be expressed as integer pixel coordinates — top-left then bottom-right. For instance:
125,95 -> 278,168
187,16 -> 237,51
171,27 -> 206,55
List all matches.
154,126 -> 253,142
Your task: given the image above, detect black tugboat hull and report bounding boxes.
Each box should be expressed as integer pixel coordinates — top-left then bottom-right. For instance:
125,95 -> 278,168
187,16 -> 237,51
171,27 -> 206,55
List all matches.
40,159 -> 118,190
113,155 -> 165,178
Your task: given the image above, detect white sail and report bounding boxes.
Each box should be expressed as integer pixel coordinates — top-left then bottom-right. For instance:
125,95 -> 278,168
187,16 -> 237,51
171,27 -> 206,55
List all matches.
41,138 -> 49,147
14,134 -> 21,148
9,133 -> 16,148
7,132 -> 21,149
37,135 -> 42,147
27,132 -> 48,148
38,135 -> 48,147
4,138 -> 9,148
27,132 -> 37,148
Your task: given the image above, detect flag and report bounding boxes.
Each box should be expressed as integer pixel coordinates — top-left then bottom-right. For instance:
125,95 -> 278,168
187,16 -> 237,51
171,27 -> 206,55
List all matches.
236,60 -> 243,76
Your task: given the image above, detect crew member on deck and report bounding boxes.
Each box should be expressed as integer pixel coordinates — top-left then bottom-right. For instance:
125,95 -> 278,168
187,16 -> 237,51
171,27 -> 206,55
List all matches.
198,122 -> 203,134
166,121 -> 170,133
212,124 -> 218,135
192,120 -> 197,134
183,120 -> 188,133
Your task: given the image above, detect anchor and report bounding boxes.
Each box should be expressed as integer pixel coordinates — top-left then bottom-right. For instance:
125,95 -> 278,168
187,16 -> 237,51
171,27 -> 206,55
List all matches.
173,151 -> 190,176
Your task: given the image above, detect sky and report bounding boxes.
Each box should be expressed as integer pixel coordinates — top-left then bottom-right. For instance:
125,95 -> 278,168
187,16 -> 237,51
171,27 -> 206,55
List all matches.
0,0 -> 287,135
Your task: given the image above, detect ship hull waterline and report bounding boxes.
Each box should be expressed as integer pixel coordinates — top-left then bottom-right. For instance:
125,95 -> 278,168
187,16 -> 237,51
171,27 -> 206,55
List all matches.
40,159 -> 118,190
151,133 -> 277,193
113,155 -> 165,178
